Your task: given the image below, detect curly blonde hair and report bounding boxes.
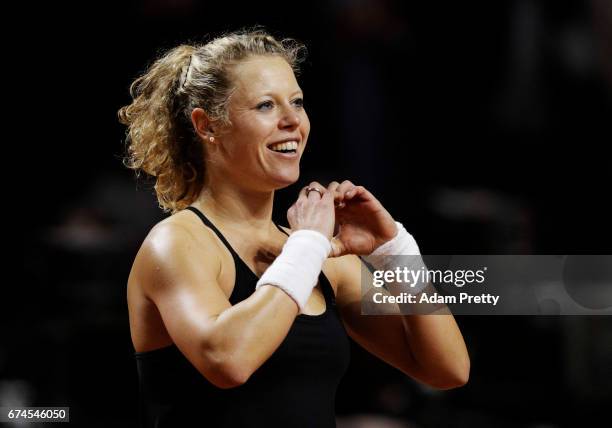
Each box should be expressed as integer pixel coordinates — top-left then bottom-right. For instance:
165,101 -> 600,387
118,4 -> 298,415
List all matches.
118,29 -> 307,213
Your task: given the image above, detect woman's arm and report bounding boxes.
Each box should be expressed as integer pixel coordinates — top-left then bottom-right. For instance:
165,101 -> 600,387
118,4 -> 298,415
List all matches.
324,180 -> 470,389
132,221 -> 300,389
334,253 -> 470,390
132,183 -> 334,389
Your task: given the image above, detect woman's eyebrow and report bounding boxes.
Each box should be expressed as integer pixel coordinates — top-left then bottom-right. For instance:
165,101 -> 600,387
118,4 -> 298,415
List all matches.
258,89 -> 303,98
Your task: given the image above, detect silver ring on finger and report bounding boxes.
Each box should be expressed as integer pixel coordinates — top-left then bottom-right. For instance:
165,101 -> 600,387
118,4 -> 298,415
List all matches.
306,186 -> 323,198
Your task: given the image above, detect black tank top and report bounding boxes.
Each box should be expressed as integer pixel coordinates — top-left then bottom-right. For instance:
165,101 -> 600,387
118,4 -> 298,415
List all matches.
134,206 -> 351,427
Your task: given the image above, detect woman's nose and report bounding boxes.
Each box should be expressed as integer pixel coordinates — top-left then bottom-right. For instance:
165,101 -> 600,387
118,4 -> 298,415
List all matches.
279,109 -> 301,129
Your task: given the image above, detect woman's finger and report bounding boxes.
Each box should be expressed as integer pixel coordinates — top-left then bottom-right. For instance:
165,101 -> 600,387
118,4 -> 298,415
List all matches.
327,181 -> 340,199
345,185 -> 365,199
336,180 -> 356,197
327,181 -> 340,192
330,236 -> 345,258
321,186 -> 335,208
297,185 -> 311,202
306,181 -> 325,201
327,181 -> 345,207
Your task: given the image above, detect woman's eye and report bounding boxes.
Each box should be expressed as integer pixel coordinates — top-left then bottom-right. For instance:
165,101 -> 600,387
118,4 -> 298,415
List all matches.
257,101 -> 274,110
256,98 -> 304,111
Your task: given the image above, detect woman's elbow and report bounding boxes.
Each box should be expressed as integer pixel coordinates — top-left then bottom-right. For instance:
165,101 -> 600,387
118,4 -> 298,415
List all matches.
199,348 -> 253,389
441,367 -> 469,389
411,355 -> 470,390
198,360 -> 252,389
431,359 -> 470,390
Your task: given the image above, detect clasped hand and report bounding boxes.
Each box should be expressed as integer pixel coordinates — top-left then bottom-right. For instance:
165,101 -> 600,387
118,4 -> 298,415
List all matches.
286,180 -> 398,257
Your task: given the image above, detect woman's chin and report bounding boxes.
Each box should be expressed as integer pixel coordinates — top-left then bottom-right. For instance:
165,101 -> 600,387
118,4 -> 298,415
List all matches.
270,171 -> 300,190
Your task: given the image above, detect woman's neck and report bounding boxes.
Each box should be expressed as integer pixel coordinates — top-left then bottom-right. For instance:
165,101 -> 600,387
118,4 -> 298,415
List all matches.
192,174 -> 277,236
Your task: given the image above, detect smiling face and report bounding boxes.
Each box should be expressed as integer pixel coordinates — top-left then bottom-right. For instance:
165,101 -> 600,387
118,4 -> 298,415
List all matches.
210,55 -> 310,191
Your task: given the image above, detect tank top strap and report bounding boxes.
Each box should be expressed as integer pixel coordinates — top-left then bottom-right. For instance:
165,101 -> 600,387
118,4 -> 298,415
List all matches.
184,206 -> 243,263
274,222 -> 290,237
318,268 -> 336,306
185,206 -> 336,306
274,223 -> 336,306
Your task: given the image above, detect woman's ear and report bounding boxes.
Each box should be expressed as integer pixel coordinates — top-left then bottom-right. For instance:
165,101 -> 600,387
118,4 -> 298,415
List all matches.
191,108 -> 216,142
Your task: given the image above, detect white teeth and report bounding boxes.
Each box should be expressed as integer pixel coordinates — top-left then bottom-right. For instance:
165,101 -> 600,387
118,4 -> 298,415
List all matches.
269,141 -> 298,152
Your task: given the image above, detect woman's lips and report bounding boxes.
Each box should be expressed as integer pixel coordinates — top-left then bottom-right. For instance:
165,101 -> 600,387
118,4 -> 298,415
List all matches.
266,146 -> 299,158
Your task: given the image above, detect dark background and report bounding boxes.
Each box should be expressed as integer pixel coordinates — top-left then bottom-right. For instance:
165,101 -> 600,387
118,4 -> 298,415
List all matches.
5,0 -> 612,427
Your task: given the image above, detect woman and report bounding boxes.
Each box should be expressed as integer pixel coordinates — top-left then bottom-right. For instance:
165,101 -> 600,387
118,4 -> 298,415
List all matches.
119,29 -> 469,427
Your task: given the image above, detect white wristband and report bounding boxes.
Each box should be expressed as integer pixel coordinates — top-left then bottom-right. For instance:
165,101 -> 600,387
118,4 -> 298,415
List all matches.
363,221 -> 428,293
256,229 -> 331,313
363,221 -> 421,266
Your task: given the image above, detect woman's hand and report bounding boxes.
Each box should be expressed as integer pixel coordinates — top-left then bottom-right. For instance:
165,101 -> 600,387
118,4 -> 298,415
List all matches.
327,180 -> 398,257
287,181 -> 335,240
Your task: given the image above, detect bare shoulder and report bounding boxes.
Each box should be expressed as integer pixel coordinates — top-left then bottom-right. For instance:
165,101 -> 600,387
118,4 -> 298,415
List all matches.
130,210 -> 223,294
150,209 -> 218,248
